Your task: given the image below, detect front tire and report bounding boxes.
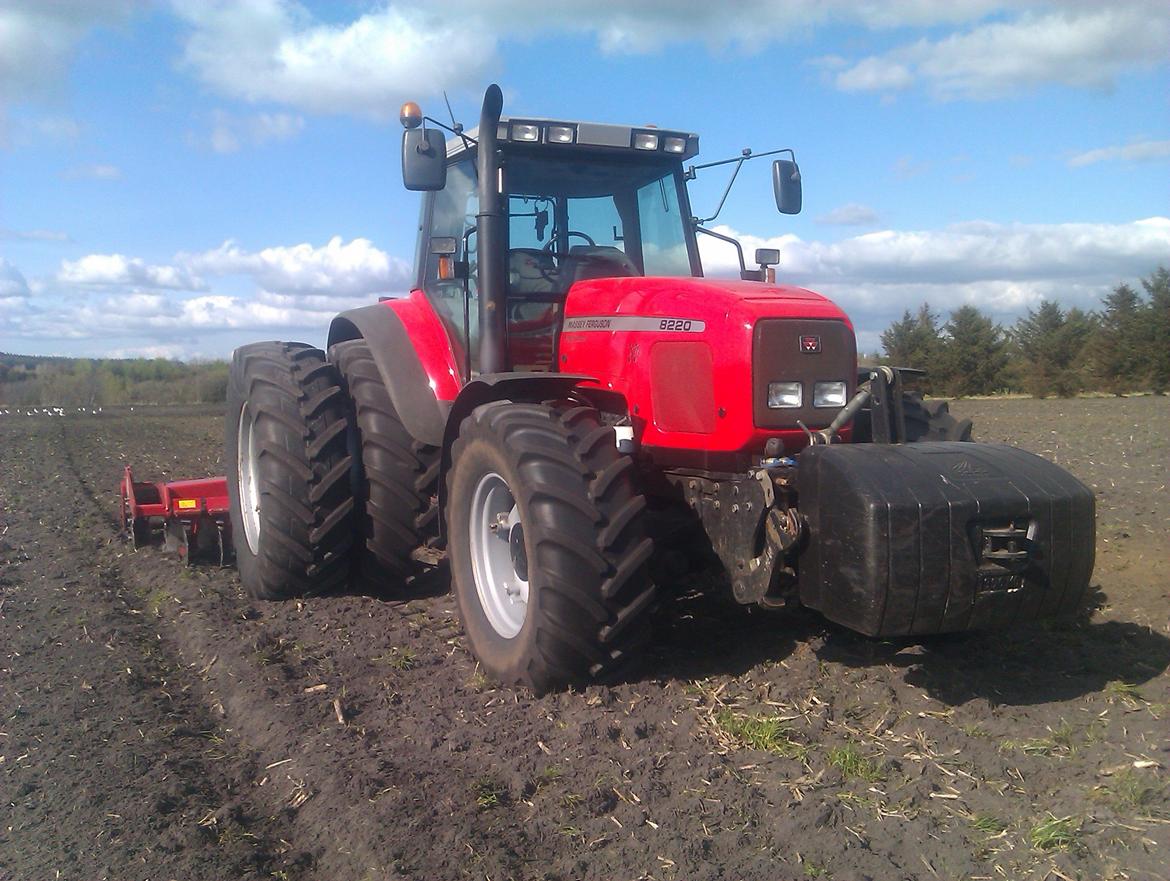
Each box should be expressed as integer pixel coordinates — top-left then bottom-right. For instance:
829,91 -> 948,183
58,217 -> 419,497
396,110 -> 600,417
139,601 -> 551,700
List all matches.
225,342 -> 354,600
447,402 -> 655,693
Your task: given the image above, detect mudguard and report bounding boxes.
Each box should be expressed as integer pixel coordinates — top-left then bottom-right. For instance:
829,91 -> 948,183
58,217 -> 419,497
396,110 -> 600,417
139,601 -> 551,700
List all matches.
327,298 -> 460,447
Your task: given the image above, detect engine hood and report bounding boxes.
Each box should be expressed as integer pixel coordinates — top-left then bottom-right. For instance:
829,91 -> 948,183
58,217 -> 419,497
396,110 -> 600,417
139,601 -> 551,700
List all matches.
558,275 -> 858,459
563,275 -> 853,328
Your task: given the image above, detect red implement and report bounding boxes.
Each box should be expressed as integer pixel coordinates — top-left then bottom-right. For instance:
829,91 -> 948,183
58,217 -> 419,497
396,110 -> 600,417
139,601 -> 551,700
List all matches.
119,465 -> 232,566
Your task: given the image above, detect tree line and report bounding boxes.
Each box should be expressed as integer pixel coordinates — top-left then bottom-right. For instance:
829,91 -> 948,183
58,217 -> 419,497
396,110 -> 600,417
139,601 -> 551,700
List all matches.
0,354 -> 229,407
879,267 -> 1169,398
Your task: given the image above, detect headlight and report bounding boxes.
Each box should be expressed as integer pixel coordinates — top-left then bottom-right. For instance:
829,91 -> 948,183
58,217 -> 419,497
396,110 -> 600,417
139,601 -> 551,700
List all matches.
767,381 -> 802,409
546,125 -> 575,144
813,381 -> 847,408
633,132 -> 659,150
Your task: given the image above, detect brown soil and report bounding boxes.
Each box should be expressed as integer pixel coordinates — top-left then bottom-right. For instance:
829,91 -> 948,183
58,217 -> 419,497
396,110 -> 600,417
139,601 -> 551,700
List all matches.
2,397 -> 1167,881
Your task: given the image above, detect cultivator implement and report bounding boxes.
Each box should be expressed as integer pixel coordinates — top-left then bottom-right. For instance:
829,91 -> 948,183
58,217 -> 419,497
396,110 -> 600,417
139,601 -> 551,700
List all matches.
120,465 -> 233,566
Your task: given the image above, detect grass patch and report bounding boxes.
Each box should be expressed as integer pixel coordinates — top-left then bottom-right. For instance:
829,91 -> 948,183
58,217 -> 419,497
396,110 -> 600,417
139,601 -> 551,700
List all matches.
713,710 -> 809,760
969,813 -> 1008,837
1104,680 -> 1145,704
373,647 -> 417,671
143,587 -> 173,616
1003,721 -> 1077,757
1028,814 -> 1081,851
826,744 -> 884,783
1096,770 -> 1162,813
474,778 -> 507,810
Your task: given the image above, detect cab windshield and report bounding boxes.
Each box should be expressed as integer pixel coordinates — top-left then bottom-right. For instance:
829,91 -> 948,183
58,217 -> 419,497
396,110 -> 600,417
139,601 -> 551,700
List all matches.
505,154 -> 696,299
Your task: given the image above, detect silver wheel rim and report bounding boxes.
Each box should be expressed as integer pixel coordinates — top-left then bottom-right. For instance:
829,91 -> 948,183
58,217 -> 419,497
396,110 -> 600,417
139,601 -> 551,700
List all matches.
237,403 -> 261,555
468,471 -> 529,638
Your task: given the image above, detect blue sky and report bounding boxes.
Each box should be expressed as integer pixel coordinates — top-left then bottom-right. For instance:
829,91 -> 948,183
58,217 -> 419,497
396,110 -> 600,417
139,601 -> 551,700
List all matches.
1,1 -> 1168,359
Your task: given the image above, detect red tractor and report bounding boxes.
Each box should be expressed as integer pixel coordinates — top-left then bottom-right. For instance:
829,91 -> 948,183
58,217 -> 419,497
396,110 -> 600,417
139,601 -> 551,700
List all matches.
225,85 -> 1094,691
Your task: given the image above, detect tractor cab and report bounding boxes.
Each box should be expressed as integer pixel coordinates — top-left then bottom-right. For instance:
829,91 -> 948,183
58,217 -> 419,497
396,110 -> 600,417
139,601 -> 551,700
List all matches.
402,97 -> 800,378
414,116 -> 703,374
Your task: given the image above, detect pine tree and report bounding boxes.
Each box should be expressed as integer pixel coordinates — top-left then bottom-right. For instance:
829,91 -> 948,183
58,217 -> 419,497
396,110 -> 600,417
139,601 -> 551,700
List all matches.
938,306 -> 1008,397
1013,300 -> 1095,398
1091,282 -> 1145,394
880,303 -> 943,392
1141,267 -> 1170,394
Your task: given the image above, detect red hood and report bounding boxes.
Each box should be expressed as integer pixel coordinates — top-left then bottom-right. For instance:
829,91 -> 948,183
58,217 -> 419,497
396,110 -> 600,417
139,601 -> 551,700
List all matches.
564,275 -> 852,327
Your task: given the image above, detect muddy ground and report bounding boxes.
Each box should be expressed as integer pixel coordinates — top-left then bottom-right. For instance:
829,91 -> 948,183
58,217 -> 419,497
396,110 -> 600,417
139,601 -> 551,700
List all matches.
1,397 -> 1167,881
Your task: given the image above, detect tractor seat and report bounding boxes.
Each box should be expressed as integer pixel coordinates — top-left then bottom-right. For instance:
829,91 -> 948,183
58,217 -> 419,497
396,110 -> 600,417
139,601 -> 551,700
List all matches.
563,246 -> 641,286
508,248 -> 560,295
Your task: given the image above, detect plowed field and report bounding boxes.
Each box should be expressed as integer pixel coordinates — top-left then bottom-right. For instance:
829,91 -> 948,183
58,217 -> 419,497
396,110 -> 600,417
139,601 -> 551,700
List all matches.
2,397 -> 1167,881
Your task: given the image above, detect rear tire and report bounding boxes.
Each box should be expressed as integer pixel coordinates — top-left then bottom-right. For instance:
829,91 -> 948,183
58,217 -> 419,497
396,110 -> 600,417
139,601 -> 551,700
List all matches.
331,338 -> 439,587
225,342 -> 354,600
447,402 -> 655,693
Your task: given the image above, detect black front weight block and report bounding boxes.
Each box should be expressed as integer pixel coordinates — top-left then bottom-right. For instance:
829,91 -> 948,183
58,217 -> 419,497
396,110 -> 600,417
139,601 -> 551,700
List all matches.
796,442 -> 1095,637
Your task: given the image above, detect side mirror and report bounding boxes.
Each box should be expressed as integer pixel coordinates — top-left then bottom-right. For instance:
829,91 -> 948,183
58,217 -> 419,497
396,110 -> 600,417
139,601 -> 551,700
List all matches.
772,159 -> 802,215
402,128 -> 447,191
755,248 -> 780,266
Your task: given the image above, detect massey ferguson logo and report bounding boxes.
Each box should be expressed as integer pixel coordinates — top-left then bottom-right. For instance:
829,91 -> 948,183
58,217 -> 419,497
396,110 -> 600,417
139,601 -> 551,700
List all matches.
800,335 -> 821,353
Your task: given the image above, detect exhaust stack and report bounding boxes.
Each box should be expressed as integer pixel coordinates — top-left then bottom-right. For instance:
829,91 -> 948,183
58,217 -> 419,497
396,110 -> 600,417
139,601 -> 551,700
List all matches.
476,84 -> 508,374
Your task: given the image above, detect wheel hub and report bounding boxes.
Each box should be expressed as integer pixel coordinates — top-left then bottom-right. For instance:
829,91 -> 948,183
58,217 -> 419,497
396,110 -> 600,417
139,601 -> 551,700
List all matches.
468,472 -> 529,638
508,522 -> 528,582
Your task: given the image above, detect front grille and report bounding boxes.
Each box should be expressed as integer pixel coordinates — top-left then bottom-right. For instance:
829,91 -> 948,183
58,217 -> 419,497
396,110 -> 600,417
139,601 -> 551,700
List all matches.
752,319 -> 856,429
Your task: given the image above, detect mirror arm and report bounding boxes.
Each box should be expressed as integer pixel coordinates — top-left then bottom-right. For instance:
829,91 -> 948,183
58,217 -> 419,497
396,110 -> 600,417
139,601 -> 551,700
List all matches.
421,115 -> 478,147
688,146 -> 798,225
695,225 -> 756,279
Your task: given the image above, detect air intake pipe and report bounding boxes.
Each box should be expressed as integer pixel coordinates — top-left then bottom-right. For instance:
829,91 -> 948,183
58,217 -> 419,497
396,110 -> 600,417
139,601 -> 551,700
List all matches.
476,84 -> 508,374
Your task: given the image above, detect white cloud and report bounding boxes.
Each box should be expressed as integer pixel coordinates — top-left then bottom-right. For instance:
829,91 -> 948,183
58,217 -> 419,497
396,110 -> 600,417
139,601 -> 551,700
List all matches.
1068,139 -> 1170,167
205,110 -> 305,153
11,217 -> 1168,356
63,163 -> 122,180
0,228 -> 69,242
0,2 -> 138,104
59,254 -> 205,290
816,203 -> 880,226
698,216 -> 1170,335
172,1 -> 496,118
0,258 -> 30,299
3,115 -> 83,148
170,2 -> 1169,115
831,6 -> 1170,99
182,236 -> 412,298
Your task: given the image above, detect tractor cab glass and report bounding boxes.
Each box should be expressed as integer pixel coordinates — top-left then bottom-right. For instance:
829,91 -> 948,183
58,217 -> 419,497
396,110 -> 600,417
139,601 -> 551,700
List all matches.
421,159 -> 479,367
502,154 -> 697,369
418,140 -> 702,375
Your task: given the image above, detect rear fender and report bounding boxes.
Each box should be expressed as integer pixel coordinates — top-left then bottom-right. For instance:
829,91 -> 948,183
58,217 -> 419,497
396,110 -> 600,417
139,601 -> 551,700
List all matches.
437,373 -> 598,536
327,293 -> 462,446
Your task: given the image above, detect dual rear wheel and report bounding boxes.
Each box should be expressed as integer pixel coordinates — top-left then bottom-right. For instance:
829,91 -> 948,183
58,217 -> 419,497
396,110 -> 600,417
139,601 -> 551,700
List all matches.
225,340 -> 652,691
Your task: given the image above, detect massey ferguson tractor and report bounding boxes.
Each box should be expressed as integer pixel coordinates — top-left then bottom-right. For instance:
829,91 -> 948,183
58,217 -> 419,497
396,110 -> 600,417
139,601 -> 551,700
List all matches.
225,85 -> 1095,691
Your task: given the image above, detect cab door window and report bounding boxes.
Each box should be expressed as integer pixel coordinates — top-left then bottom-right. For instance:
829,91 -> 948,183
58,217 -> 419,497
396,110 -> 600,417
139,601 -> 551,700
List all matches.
423,159 -> 478,370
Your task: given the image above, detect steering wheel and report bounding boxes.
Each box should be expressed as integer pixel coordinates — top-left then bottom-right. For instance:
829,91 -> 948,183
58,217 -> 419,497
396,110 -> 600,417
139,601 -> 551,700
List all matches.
543,230 -> 595,252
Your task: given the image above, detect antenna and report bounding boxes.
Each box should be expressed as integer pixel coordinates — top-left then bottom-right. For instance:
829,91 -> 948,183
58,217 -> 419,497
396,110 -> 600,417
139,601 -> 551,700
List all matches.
443,89 -> 472,149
